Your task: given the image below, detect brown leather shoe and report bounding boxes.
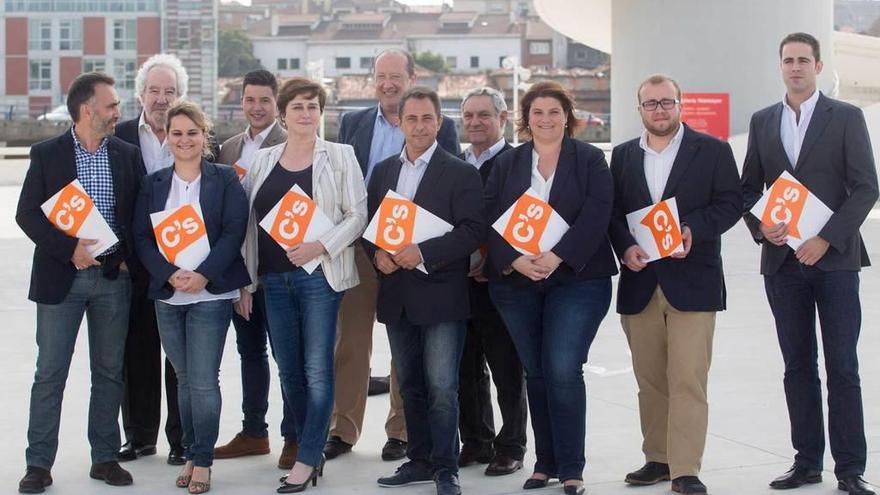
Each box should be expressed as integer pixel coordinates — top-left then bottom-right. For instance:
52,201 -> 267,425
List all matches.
484,455 -> 523,476
214,433 -> 270,459
278,440 -> 299,470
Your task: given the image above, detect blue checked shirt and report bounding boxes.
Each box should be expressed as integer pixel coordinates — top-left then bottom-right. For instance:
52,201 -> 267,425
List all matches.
71,127 -> 119,254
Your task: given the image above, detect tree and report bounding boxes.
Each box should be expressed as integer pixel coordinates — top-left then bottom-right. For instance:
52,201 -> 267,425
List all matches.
414,50 -> 448,73
218,29 -> 263,77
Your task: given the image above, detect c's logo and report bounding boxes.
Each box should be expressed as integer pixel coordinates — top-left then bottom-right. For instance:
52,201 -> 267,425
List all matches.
48,183 -> 94,237
503,194 -> 551,255
762,177 -> 808,239
640,201 -> 682,257
153,204 -> 206,264
269,191 -> 316,248
376,198 -> 415,251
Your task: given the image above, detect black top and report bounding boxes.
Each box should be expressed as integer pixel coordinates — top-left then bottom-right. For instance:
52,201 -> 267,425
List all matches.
254,162 -> 313,275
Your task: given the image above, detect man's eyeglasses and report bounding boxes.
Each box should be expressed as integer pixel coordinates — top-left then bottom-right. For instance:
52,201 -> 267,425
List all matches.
639,98 -> 679,111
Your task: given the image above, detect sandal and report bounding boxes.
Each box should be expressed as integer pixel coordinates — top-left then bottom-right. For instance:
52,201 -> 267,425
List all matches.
188,468 -> 211,494
176,471 -> 192,488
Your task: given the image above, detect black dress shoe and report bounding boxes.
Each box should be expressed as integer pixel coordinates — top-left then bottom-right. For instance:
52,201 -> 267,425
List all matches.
377,461 -> 434,487
434,469 -> 462,495
19,466 -> 52,494
523,476 -> 550,490
769,464 -> 822,489
672,476 -> 707,494
368,375 -> 391,396
484,455 -> 523,476
118,442 -> 157,462
625,462 -> 671,485
381,438 -> 407,461
563,484 -> 586,495
838,476 -> 876,495
167,446 -> 186,466
89,461 -> 133,486
322,436 -> 352,460
458,445 -> 493,467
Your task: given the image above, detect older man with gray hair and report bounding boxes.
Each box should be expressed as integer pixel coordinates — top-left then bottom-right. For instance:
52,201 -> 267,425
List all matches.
456,86 -> 527,476
113,53 -> 193,466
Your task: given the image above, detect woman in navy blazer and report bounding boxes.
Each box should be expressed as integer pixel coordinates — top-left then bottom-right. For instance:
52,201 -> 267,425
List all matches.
485,81 -> 618,495
133,101 -> 250,494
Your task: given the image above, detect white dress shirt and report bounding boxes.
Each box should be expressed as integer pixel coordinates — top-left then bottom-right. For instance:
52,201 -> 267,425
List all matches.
780,89 -> 820,168
161,172 -> 238,306
238,122 -> 277,172
465,138 -> 506,170
639,123 -> 685,203
138,112 -> 174,175
530,149 -> 556,201
396,141 -> 438,200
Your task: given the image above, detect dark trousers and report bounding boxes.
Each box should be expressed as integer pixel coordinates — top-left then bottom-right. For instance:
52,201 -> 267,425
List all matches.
121,288 -> 182,448
764,255 -> 867,478
387,316 -> 467,473
230,287 -> 295,440
458,283 -> 527,460
490,277 -> 611,482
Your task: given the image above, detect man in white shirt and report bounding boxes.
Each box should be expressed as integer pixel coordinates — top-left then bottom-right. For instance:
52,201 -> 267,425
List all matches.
608,74 -> 742,495
213,70 -> 294,467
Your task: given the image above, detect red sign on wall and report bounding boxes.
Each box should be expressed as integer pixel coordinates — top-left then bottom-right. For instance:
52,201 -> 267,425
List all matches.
681,93 -> 730,141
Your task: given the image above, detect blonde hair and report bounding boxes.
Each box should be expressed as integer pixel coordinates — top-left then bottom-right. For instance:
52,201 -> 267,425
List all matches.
165,100 -> 214,159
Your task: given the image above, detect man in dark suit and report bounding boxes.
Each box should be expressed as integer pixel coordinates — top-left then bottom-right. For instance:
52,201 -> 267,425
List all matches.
213,69 -> 297,469
16,72 -> 143,493
456,87 -> 526,476
609,74 -> 742,495
114,53 -> 192,465
326,47 -> 461,462
368,87 -> 485,495
742,33 -> 878,495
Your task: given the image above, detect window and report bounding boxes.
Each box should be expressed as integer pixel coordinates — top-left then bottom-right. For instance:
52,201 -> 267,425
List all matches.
113,19 -> 136,50
177,21 -> 191,50
470,56 -> 479,68
290,58 -> 300,70
277,58 -> 288,70
529,41 -> 551,55
28,20 -> 52,51
83,58 -> 106,73
29,60 -> 52,90
446,56 -> 457,69
360,56 -> 374,69
113,58 -> 136,89
575,50 -> 587,61
336,57 -> 351,69
59,20 -> 83,51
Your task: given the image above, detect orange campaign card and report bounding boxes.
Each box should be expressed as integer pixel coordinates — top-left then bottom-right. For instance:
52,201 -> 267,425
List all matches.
639,200 -> 683,258
267,189 -> 318,248
233,163 -> 247,180
47,182 -> 95,237
152,204 -> 207,265
501,194 -> 552,256
374,196 -> 416,252
760,174 -> 808,239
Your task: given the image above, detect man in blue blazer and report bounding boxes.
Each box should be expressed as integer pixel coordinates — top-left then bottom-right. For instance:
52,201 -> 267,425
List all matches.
368,87 -> 485,495
326,48 -> 461,462
16,72 -> 143,493
608,75 -> 742,495
742,33 -> 877,495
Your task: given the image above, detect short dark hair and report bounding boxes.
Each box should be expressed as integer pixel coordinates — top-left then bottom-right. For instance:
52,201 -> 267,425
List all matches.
242,69 -> 278,97
779,32 -> 821,62
516,80 -> 581,139
398,86 -> 441,119
277,77 -> 327,116
67,72 -> 115,123
373,48 -> 415,78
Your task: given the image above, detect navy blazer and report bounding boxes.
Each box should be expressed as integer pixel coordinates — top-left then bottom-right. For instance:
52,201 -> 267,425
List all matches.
609,125 -> 742,314
742,93 -> 879,275
16,130 -> 144,304
485,137 -> 618,285
133,161 -> 251,301
338,106 -> 461,177
365,146 -> 486,326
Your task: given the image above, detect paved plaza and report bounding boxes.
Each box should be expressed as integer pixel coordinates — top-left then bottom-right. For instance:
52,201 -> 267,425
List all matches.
0,167 -> 877,494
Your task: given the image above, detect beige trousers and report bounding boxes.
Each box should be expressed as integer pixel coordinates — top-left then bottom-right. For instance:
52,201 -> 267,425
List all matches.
621,287 -> 715,479
329,243 -> 406,445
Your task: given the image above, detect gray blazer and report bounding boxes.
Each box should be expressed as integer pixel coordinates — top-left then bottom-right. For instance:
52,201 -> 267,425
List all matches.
742,92 -> 879,275
216,123 -> 287,167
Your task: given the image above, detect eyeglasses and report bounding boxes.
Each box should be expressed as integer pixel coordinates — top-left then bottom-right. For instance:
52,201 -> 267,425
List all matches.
639,98 -> 679,111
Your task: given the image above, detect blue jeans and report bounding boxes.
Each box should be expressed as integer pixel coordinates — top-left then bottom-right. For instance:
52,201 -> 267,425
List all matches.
386,317 -> 467,473
26,268 -> 132,469
155,299 -> 232,467
230,287 -> 295,440
489,277 -> 611,482
764,256 -> 866,477
262,269 -> 342,467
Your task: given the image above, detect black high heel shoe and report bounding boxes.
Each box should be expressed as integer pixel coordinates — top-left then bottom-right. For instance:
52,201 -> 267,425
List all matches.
277,456 -> 325,493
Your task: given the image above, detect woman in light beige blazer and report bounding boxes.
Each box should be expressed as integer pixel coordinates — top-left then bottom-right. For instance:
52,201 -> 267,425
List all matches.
237,77 -> 367,493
